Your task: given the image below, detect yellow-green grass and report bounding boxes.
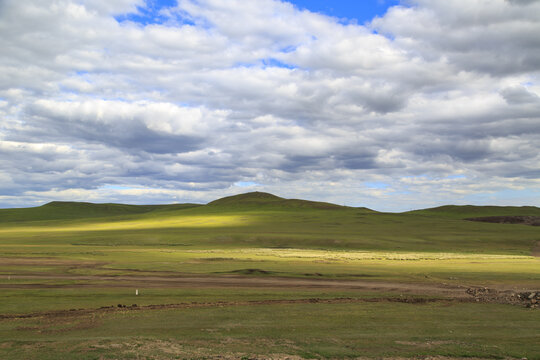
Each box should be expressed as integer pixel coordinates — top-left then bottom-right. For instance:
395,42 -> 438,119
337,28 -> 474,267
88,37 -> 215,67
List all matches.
1,206 -> 538,255
0,214 -> 248,233
1,245 -> 538,285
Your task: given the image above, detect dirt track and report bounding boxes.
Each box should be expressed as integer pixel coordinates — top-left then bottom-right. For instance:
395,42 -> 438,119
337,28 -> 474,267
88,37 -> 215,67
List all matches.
0,296 -> 466,320
1,288 -> 537,321
1,272 -> 538,320
1,273 -> 470,297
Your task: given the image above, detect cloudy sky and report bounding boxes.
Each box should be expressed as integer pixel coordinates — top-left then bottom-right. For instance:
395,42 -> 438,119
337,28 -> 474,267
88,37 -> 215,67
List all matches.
1,0 -> 540,211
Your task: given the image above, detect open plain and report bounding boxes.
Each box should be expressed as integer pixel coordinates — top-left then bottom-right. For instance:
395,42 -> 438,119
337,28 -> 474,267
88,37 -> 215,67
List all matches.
0,192 -> 539,359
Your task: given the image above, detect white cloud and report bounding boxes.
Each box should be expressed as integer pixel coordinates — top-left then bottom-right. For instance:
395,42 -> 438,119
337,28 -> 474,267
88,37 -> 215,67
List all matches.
0,0 -> 539,210
371,0 -> 540,75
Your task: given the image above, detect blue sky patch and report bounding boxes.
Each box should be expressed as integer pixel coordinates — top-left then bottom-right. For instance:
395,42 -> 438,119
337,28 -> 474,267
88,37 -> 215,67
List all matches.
116,1 -> 401,27
364,182 -> 389,189
446,174 -> 466,180
287,0 -> 400,24
101,185 -> 137,190
115,0 -> 179,26
262,58 -> 297,69
234,181 -> 261,188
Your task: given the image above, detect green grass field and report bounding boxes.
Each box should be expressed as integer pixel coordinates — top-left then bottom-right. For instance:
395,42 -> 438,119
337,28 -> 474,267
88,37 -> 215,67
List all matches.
0,192 -> 539,359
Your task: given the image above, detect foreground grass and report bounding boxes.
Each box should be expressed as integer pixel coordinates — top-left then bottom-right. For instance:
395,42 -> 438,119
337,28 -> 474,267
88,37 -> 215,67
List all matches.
0,302 -> 538,359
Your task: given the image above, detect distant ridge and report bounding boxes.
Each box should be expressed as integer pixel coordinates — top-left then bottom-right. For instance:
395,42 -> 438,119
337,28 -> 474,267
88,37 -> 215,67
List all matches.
0,201 -> 201,223
3,193 -> 538,223
407,205 -> 540,219
208,191 -> 355,210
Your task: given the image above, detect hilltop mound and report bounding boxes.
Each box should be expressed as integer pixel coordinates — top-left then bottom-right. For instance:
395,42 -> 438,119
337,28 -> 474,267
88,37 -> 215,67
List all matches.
208,192 -> 350,210
208,192 -> 283,206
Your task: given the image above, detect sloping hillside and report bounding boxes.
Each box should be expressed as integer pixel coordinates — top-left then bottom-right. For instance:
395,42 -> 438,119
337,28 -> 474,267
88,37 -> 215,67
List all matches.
0,192 -> 538,255
407,205 -> 540,219
0,201 -> 201,223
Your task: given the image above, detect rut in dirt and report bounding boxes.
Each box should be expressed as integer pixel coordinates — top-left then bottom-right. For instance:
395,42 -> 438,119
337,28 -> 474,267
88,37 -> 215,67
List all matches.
0,296 -> 468,320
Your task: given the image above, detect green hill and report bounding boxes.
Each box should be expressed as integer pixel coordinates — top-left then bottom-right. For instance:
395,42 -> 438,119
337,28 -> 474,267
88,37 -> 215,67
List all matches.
0,193 -> 538,255
208,191 -> 283,206
7,193 -> 537,220
208,191 -> 358,211
407,205 -> 540,219
0,201 -> 201,223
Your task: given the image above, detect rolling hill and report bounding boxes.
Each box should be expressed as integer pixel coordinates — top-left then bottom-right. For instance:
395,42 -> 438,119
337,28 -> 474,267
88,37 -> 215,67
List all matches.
0,201 -> 202,223
4,192 -> 539,220
407,204 -> 540,219
207,191 -> 358,210
0,192 -> 538,255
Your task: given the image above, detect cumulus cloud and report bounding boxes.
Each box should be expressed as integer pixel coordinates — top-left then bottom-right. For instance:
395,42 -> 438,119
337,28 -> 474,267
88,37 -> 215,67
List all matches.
371,0 -> 540,76
500,86 -> 540,104
21,99 -> 228,153
0,0 -> 539,210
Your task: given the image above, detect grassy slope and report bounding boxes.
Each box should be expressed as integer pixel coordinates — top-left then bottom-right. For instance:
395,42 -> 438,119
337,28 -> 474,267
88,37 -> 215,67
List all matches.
0,201 -> 202,223
0,193 -> 538,285
0,192 -> 538,255
208,191 -> 361,210
1,302 -> 538,359
408,204 -> 540,219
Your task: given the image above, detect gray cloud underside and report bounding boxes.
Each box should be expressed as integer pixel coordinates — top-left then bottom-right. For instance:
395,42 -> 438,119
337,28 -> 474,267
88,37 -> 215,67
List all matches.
1,0 -> 540,210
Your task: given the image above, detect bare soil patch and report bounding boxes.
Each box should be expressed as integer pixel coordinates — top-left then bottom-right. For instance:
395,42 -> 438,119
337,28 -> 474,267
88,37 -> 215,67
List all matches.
15,315 -> 101,334
466,287 -> 539,308
465,215 -> 540,226
81,338 -> 501,360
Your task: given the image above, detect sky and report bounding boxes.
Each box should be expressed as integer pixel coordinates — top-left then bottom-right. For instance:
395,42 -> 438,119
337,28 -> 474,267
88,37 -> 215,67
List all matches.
1,0 -> 540,212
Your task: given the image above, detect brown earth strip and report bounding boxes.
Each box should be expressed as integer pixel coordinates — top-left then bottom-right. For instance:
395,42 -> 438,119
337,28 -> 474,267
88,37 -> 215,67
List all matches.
0,296 -> 469,320
2,290 -> 536,322
465,215 -> 540,226
0,273 -> 469,297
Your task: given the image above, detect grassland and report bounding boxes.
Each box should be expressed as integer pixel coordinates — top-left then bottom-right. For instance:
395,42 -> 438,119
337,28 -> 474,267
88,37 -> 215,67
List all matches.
0,192 -> 539,359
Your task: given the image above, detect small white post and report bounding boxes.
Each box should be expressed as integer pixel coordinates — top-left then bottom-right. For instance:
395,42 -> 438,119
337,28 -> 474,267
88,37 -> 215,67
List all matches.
135,289 -> 139,296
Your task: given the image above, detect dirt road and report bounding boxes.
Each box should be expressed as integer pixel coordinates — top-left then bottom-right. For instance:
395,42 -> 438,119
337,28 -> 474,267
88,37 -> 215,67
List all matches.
1,272 -> 538,320
0,296 -> 468,320
1,273 -> 469,297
